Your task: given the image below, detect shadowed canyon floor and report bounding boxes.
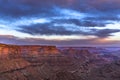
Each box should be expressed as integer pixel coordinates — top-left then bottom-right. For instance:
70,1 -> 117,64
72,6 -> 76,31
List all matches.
0,43 -> 120,80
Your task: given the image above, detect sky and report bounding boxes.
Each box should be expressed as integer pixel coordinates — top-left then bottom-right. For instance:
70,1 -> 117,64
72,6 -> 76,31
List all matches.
0,0 -> 120,46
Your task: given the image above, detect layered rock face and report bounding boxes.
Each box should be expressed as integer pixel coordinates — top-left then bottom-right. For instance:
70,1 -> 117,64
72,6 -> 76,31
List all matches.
0,44 -> 21,59
20,45 -> 60,56
0,44 -> 60,59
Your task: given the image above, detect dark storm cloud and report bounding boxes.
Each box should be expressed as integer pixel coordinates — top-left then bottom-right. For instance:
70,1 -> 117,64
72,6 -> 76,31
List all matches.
92,29 -> 120,38
17,24 -> 81,35
0,0 -> 119,28
1,0 -> 120,18
0,0 -> 53,18
53,19 -> 108,27
0,0 -> 76,18
84,16 -> 120,21
0,0 -> 65,18
17,23 -> 120,38
76,0 -> 120,13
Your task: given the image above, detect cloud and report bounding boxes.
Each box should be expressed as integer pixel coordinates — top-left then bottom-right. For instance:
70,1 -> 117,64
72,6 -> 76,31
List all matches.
92,29 -> 120,38
0,0 -> 77,18
0,35 -> 120,46
52,19 -> 108,27
16,23 -> 120,38
1,0 -> 120,18
0,0 -> 54,18
0,0 -> 120,46
17,23 -> 81,35
0,0 -> 120,28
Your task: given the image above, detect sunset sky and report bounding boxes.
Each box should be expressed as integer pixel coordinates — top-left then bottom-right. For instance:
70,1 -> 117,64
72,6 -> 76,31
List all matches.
0,0 -> 120,46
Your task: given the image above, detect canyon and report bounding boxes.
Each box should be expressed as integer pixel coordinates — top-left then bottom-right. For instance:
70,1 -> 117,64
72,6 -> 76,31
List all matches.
0,43 -> 120,80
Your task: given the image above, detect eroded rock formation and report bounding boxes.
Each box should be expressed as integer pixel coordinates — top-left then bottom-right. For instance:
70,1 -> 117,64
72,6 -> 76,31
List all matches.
0,43 -> 120,80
